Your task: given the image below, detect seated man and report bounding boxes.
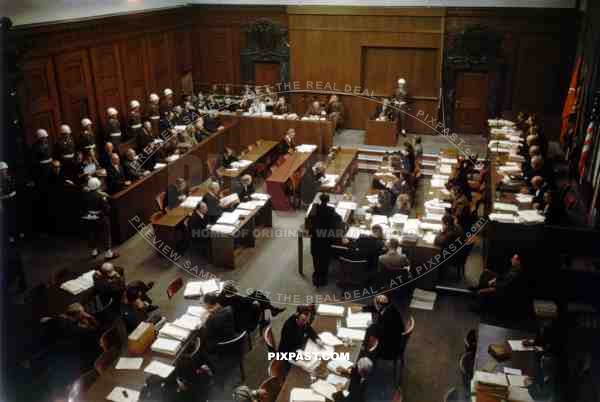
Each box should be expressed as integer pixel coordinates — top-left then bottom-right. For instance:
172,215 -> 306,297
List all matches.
362,294 -> 405,359
378,238 -> 409,271
201,293 -> 237,353
121,286 -> 158,333
106,153 -> 131,194
93,262 -> 125,306
530,175 -> 548,209
190,118 -> 213,143
221,146 -> 239,169
232,386 -> 267,402
305,100 -> 324,117
55,302 -> 103,370
278,128 -> 297,155
371,189 -> 393,216
434,214 -> 463,251
233,174 -> 255,202
352,224 -> 386,271
371,98 -> 395,121
327,94 -> 345,129
203,181 -> 224,223
99,142 -> 114,170
332,357 -> 374,402
300,162 -> 325,206
122,148 -> 150,181
273,96 -> 290,115
279,306 -> 320,355
471,254 -> 524,310
165,177 -> 190,210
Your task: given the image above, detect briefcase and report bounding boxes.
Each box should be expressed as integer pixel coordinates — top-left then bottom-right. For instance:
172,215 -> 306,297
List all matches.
128,322 -> 156,355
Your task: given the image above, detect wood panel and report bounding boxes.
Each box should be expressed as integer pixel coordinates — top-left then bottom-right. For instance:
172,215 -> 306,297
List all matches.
202,28 -> 234,85
90,44 -> 126,130
19,58 -> 61,144
454,72 -> 489,134
119,37 -> 150,106
146,32 -> 176,94
54,50 -> 97,141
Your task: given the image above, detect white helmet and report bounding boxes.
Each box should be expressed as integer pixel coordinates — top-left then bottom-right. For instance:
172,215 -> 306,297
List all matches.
130,100 -> 140,109
0,161 -> 8,170
398,78 -> 406,85
149,93 -> 159,102
81,118 -> 92,127
163,88 -> 173,96
59,124 -> 71,134
36,128 -> 49,138
107,107 -> 118,116
87,177 -> 101,191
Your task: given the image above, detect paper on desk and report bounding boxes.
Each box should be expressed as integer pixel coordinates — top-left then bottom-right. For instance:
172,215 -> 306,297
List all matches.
508,386 -> 534,402
107,386 -> 140,402
494,202 -> 519,212
337,327 -> 366,341
144,360 -> 176,378
319,332 -> 343,347
165,154 -> 180,163
304,339 -> 335,359
153,163 -> 167,170
317,304 -> 345,317
508,340 -> 536,351
187,305 -> 210,320
504,367 -> 522,375
327,358 -> 353,373
250,192 -> 270,201
180,196 -> 203,209
210,224 -> 237,234
337,201 -> 357,211
237,201 -> 256,210
115,357 -> 143,370
290,388 -> 326,402
507,374 -> 529,387
326,373 -> 349,387
311,380 -> 338,400
217,212 -> 240,225
172,314 -> 204,331
422,232 -> 437,244
346,310 -> 371,329
220,193 -> 239,207
183,281 -> 204,298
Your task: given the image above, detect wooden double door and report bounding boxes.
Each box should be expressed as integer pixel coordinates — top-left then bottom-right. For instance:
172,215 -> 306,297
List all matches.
453,71 -> 489,134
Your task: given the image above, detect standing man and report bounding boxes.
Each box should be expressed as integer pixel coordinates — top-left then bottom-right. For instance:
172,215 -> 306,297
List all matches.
393,77 -> 408,137
128,100 -> 143,141
80,118 -> 96,151
55,124 -> 77,180
31,129 -> 52,183
106,107 -> 122,148
327,94 -> 345,131
82,177 -> 119,260
308,193 -> 341,287
160,88 -> 175,116
146,93 -> 161,136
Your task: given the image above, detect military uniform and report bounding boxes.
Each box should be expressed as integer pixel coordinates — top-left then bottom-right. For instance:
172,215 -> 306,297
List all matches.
106,116 -> 122,148
146,101 -> 161,136
273,102 -> 289,115
80,128 -> 96,151
128,109 -> 143,140
31,138 -> 52,181
82,188 -> 112,256
0,172 -> 17,240
327,100 -> 345,129
55,134 -> 77,180
305,103 -> 324,117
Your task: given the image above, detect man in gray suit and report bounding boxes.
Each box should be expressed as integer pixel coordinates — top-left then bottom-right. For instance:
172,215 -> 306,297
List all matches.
378,238 -> 409,270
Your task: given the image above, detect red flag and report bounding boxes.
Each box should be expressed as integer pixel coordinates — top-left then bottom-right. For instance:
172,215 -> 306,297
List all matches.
561,57 -> 582,145
579,121 -> 594,179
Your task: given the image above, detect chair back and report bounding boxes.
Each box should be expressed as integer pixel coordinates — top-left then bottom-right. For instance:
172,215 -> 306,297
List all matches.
458,350 -> 475,394
94,347 -> 119,374
398,316 -> 415,355
216,330 -> 249,354
259,376 -> 283,402
155,191 -> 166,212
464,329 -> 477,352
99,318 -> 127,352
67,368 -> 99,401
166,277 -> 184,299
263,325 -> 277,353
391,387 -> 403,402
207,158 -> 218,177
443,387 -> 459,402
337,256 -> 370,288
268,359 -> 285,378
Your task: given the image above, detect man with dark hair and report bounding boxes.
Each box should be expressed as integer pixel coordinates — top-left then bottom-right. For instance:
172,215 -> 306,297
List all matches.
201,292 -> 237,352
165,177 -> 189,210
362,295 -> 405,359
278,307 -> 320,355
308,193 -> 342,287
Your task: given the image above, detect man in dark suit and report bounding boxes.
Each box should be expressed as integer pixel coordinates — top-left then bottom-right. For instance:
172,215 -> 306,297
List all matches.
106,153 -> 131,194
352,224 -> 386,271
202,293 -> 237,353
530,176 -> 548,209
122,148 -> 149,182
278,129 -> 297,155
370,98 -> 395,121
278,306 -> 319,354
165,177 -> 189,210
362,295 -> 405,359
300,162 -> 326,206
188,201 -> 210,255
203,181 -> 223,224
99,142 -> 114,170
308,193 -> 342,287
332,357 -> 374,402
234,174 -> 255,202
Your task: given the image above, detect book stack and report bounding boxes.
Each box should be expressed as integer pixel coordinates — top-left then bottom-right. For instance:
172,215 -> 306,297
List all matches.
151,337 -> 183,356
346,310 -> 371,329
410,288 -> 437,311
473,371 -> 509,401
316,304 -> 345,317
60,270 -> 95,295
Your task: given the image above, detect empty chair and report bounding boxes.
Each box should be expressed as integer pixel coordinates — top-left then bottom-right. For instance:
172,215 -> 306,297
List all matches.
258,376 -> 283,402
458,350 -> 475,395
267,359 -> 285,379
166,277 -> 184,299
263,324 -> 277,354
463,329 -> 477,352
336,256 -> 370,291
99,319 -> 126,352
215,331 -> 249,381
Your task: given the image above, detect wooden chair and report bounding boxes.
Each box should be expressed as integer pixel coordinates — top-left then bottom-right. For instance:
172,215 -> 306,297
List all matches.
463,329 -> 477,352
336,256 -> 370,290
263,324 -> 277,353
67,368 -> 99,402
215,331 -> 249,381
166,277 -> 184,299
99,318 -> 127,352
259,376 -> 283,402
391,387 -> 403,402
458,350 -> 475,395
94,347 -> 119,374
267,359 -> 285,378
155,191 -> 166,212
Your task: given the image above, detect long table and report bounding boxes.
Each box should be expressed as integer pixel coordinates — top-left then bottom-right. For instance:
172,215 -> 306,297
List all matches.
219,140 -> 279,189
275,305 -> 363,402
365,120 -> 398,146
320,148 -> 358,193
265,150 -> 316,211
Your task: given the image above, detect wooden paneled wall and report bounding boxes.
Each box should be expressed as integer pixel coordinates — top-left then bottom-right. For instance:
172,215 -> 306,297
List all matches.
14,5 -> 577,142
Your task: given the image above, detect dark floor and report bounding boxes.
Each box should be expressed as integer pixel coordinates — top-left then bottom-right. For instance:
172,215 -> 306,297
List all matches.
5,131 -> 488,402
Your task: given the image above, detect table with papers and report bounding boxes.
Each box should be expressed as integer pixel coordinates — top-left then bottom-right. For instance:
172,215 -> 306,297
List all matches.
275,304 -> 363,402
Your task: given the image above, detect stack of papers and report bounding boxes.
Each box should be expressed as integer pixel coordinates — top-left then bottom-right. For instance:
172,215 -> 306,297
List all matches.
430,178 -> 446,188
153,163 -> 167,170
311,380 -> 337,400
144,360 -> 175,378
290,388 -> 325,402
210,224 -> 237,234
337,201 -> 358,210
250,193 -> 270,201
371,215 -> 389,226
172,314 -> 204,331
402,219 -> 421,241
304,339 -> 335,359
420,222 -> 443,232
424,199 -> 451,214
158,323 -> 191,341
410,288 -> 437,310
60,270 -> 95,295
494,202 -> 519,212
290,355 -> 321,373
508,340 -> 537,352
317,304 -> 345,317
230,160 -> 252,169
107,386 -> 140,402
165,154 -> 180,163
346,310 -> 371,329
366,194 -> 379,205
326,373 -> 349,387
422,232 -> 437,244
187,305 -> 210,321
320,174 -> 339,188
474,371 -> 509,400
180,196 -> 203,209
216,212 -> 241,225
489,213 -> 517,223
237,201 -> 256,210
183,281 -> 204,298
319,332 -> 343,347
508,385 -> 534,402
327,358 -> 353,373
515,193 -> 534,203
517,210 -> 544,224
296,144 -> 318,153
115,357 -> 143,370
151,337 -> 182,356
220,193 -> 240,207
390,213 -> 409,228
336,327 -> 366,341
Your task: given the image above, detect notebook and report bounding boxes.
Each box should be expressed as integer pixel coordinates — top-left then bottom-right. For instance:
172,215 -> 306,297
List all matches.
158,323 -> 191,341
319,332 -> 343,347
336,327 -> 366,341
327,358 -> 353,373
317,304 -> 345,317
346,311 -> 371,329
290,388 -> 325,402
311,380 -> 338,400
151,337 -> 182,356
115,357 -> 143,370
106,386 -> 140,402
187,305 -> 210,320
172,314 -> 204,331
183,281 -> 204,298
144,360 -> 175,378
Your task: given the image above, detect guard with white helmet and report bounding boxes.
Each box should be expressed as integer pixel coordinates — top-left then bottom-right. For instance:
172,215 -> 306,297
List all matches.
146,93 -> 161,135
55,124 -> 77,179
106,107 -> 122,148
82,176 -> 119,260
80,118 -> 96,150
160,88 -> 175,116
128,100 -> 143,140
394,77 -> 408,136
32,128 -> 52,176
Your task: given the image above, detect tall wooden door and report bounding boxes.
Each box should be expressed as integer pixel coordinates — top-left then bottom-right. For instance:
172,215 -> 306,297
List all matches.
454,72 -> 488,134
254,62 -> 280,86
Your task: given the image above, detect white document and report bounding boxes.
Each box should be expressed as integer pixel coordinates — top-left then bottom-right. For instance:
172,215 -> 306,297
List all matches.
413,288 -> 437,302
183,281 -> 204,298
494,202 -> 519,212
346,310 -> 372,329
250,192 -> 270,201
290,388 -> 326,402
409,299 -> 435,311
172,314 -> 204,331
474,370 -> 508,386
304,339 -> 335,359
180,196 -> 203,209
327,358 -> 353,373
317,304 -> 345,317
422,232 -> 437,244
174,125 -> 187,132
371,214 -> 389,226
187,305 -> 210,320
319,332 -> 343,347
115,357 -> 143,370
158,323 -> 191,341
220,193 -> 240,207
237,201 -> 256,210
144,360 -> 175,378
326,373 -> 349,387
290,356 -> 321,373
336,327 -> 366,341
210,224 -> 237,234
508,340 -> 536,352
311,380 -> 338,400
337,201 -> 357,211
440,164 -> 453,174
508,386 -> 534,402
107,386 -> 140,402
151,337 -> 182,356
295,144 -> 318,153
504,367 -> 522,375
165,154 -> 180,163
153,163 -> 167,170
216,212 -> 240,225
507,374 -> 529,387
199,279 -> 221,294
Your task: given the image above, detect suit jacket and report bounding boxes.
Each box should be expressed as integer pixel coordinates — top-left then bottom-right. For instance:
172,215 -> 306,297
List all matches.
371,105 -> 395,121
99,151 -> 113,170
203,191 -> 223,224
165,184 -> 189,210
222,153 -> 239,169
107,164 -> 128,194
308,204 -> 341,255
363,304 -> 405,358
234,182 -> 255,202
278,314 -> 319,354
273,103 -> 290,115
278,137 -> 296,155
123,159 -> 144,181
202,306 -> 236,352
305,104 -> 324,116
188,211 -> 209,238
378,251 -> 409,271
333,367 -> 368,402
353,235 -> 386,269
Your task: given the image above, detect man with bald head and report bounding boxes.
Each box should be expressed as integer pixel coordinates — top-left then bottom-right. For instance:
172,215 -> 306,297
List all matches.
122,148 -> 149,181
362,294 -> 406,359
234,174 -> 255,202
530,176 -> 547,209
106,153 -> 131,194
165,177 -> 190,210
203,181 -> 223,223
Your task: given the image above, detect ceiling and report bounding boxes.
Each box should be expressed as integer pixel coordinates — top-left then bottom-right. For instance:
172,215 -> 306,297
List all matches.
6,0 -> 577,27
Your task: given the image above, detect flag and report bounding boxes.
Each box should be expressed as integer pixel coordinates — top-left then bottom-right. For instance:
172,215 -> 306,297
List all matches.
579,121 -> 595,180
561,57 -> 582,145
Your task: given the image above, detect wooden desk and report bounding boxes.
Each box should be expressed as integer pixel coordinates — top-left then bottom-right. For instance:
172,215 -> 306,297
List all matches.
321,148 -> 358,193
474,323 -> 537,377
219,140 -> 279,188
365,120 -> 398,147
265,151 -> 316,211
275,306 -> 363,402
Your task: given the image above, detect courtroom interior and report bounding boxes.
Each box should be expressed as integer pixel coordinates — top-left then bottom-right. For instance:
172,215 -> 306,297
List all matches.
2,1 -> 600,402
